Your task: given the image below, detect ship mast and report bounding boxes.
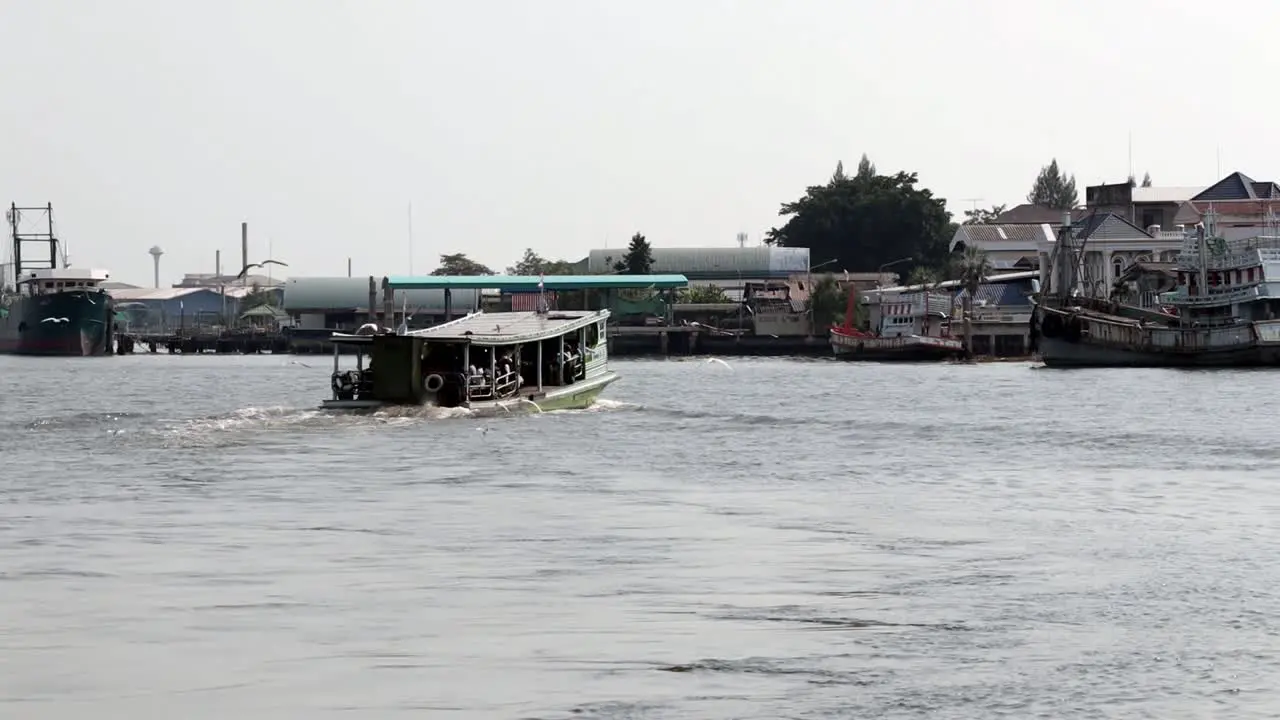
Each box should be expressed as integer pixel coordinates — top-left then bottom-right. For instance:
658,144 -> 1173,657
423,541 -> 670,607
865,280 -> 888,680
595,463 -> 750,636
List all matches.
1046,211 -> 1080,299
8,203 -> 61,283
1199,206 -> 1214,297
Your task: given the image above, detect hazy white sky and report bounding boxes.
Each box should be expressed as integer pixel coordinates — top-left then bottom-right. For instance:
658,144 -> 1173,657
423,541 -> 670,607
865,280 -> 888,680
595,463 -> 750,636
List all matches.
3,0 -> 1277,286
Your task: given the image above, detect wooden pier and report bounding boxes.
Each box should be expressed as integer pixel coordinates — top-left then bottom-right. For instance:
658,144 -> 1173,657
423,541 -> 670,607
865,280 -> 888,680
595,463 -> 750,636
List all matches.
606,325 -> 831,357
118,329 -> 290,355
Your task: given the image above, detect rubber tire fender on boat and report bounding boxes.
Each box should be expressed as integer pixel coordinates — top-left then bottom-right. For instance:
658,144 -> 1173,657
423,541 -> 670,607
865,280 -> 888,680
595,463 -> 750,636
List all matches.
425,373 -> 445,393
1040,313 -> 1063,339
1064,316 -> 1083,342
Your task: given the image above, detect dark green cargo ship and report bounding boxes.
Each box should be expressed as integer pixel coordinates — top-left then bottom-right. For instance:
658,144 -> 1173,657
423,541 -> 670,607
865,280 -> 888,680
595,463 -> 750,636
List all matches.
0,203 -> 117,356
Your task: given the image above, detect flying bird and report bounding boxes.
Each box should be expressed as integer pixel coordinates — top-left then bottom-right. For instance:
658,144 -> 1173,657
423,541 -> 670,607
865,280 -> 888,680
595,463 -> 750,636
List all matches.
237,259 -> 289,280
706,357 -> 733,370
40,317 -> 69,323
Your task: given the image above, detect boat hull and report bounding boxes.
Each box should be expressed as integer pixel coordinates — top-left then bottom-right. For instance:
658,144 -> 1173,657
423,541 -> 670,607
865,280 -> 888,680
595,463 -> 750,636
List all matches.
0,291 -> 116,356
1038,336 -> 1280,368
830,331 -> 964,362
321,371 -> 619,412
1034,303 -> 1280,368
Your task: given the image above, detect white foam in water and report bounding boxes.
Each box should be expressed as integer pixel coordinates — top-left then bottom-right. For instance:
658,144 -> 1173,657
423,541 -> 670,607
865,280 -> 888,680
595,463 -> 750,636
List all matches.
148,397 -> 642,447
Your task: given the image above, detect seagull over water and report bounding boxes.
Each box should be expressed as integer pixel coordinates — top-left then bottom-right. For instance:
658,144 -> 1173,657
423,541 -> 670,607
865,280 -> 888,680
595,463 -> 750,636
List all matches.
41,317 -> 69,323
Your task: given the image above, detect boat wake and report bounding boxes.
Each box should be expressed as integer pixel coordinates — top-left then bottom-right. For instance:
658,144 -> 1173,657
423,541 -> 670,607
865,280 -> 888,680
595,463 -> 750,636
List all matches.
153,397 -> 645,443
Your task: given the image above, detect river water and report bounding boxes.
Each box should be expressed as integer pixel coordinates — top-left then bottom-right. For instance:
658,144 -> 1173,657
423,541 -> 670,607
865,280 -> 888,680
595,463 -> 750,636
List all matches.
1,354 -> 1277,719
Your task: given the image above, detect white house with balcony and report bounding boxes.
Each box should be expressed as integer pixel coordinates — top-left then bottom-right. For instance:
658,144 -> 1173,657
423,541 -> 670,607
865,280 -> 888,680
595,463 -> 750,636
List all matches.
1034,212 -> 1186,299
949,223 -> 1057,271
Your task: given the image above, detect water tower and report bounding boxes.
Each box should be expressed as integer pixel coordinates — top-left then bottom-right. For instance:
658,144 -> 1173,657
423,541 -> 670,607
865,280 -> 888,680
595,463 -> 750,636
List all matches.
148,245 -> 164,288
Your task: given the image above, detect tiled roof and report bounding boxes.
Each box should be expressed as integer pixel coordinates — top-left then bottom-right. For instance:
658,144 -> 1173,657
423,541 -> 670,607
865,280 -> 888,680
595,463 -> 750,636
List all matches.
953,282 -> 1033,308
1173,201 -> 1202,225
1072,213 -> 1153,241
1191,172 -> 1280,202
1187,200 -> 1280,217
993,204 -> 1088,224
954,223 -> 1050,244
1253,182 -> 1280,199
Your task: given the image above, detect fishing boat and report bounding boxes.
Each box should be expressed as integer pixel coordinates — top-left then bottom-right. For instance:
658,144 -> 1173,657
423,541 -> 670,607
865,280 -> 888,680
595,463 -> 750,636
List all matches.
830,286 -> 963,361
320,307 -> 618,411
0,203 -> 117,356
1034,208 -> 1280,367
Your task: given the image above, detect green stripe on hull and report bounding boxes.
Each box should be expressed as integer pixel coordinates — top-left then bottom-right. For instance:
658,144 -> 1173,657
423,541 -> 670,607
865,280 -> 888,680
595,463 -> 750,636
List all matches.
486,372 -> 617,413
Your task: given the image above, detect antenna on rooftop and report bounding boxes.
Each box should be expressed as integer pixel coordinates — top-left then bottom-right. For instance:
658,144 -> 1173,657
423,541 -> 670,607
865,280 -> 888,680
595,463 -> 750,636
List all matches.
959,198 -> 984,213
736,232 -> 748,248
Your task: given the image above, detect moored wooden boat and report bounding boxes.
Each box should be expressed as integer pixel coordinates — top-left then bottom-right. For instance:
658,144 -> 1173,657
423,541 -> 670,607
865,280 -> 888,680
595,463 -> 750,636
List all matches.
829,286 -> 963,361
320,307 -> 617,412
1034,208 -> 1280,367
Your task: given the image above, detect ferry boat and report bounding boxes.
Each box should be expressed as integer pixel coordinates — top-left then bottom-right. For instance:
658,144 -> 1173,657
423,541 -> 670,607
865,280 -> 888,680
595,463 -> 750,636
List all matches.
320,307 -> 618,412
1035,208 -> 1280,367
0,204 -> 117,356
830,286 -> 964,361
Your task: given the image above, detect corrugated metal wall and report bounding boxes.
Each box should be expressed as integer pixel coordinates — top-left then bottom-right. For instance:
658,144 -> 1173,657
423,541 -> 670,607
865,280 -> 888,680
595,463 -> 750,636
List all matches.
585,247 -> 809,278
283,277 -> 482,313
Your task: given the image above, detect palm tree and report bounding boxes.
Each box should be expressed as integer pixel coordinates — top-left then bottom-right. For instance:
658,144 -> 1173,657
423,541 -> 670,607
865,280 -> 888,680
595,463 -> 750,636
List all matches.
906,266 -> 941,336
954,246 -> 992,359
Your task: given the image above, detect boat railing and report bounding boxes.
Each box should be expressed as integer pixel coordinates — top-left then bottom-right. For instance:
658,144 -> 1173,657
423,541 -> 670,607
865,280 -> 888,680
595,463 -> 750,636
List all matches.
493,368 -> 521,398
467,371 -> 493,399
467,367 -> 521,400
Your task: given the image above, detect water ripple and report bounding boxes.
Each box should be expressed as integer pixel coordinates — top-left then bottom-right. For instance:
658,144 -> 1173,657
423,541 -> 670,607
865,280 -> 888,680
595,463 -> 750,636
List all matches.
1,355 -> 1278,718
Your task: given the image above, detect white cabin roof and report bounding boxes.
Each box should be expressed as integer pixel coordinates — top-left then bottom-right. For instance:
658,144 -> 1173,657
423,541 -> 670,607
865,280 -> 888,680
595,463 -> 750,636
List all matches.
406,310 -> 606,346
18,268 -> 111,283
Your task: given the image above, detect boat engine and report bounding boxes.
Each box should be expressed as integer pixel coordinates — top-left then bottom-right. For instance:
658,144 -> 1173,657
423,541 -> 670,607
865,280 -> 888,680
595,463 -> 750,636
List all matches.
331,369 -> 363,401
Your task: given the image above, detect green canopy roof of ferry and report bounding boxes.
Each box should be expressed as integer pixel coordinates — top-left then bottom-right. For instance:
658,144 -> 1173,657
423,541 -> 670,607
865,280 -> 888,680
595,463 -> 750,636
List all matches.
385,274 -> 689,290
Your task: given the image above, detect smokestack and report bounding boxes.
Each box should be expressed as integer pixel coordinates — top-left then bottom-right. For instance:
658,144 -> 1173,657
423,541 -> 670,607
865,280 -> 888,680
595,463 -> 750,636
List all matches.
241,221 -> 248,284
215,249 -> 221,279
347,257 -> 352,278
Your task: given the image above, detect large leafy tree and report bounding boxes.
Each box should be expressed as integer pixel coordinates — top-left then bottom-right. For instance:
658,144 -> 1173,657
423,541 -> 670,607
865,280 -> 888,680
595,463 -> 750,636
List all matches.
962,204 -> 1007,225
1027,159 -> 1078,209
764,161 -> 953,278
613,233 -> 654,275
506,248 -> 576,276
431,253 -> 494,276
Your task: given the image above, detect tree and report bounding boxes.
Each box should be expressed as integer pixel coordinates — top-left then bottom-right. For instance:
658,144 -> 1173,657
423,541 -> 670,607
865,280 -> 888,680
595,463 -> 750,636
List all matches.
905,266 -> 946,335
1128,174 -> 1137,188
954,245 -> 992,359
241,282 -> 275,310
830,160 -> 846,184
679,285 -> 731,303
856,153 -> 876,180
1141,172 -> 1152,188
962,204 -> 1007,225
1027,159 -> 1078,210
506,248 -> 576,276
431,253 -> 494,276
764,167 -> 953,279
613,233 -> 654,275
906,266 -> 939,286
807,274 -> 852,333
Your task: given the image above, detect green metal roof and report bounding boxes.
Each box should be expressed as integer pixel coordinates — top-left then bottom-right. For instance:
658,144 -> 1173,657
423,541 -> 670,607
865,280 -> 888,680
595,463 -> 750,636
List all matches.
385,274 -> 689,290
